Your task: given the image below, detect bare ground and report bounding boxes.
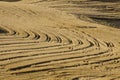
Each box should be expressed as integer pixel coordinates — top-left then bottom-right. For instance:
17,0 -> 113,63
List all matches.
0,0 -> 120,80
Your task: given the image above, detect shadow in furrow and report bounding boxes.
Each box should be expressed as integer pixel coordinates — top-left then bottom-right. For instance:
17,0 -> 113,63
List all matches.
0,28 -> 8,34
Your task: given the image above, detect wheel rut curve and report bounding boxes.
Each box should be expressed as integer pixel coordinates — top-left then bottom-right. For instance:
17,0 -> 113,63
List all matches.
0,1 -> 120,80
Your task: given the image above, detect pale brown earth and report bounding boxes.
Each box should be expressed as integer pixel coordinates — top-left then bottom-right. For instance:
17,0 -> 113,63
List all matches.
0,0 -> 120,80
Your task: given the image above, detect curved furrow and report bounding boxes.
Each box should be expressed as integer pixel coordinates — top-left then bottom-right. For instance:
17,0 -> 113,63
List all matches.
0,26 -> 116,79
18,49 -> 110,68
0,33 -> 70,56
0,35 -> 94,65
0,31 -> 92,56
1,27 -> 82,52
6,50 -> 108,71
0,27 -> 109,67
0,29 -> 41,41
0,43 -> 100,66
11,56 -> 119,75
0,37 -> 83,62
3,42 -> 109,71
0,32 -> 58,53
8,55 -> 120,75
0,30 -> 53,50
0,1 -> 119,80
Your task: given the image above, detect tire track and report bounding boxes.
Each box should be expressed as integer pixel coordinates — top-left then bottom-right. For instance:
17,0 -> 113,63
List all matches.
0,1 -> 119,80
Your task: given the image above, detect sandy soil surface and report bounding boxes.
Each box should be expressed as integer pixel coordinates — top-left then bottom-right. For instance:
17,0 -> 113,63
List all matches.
0,0 -> 120,80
